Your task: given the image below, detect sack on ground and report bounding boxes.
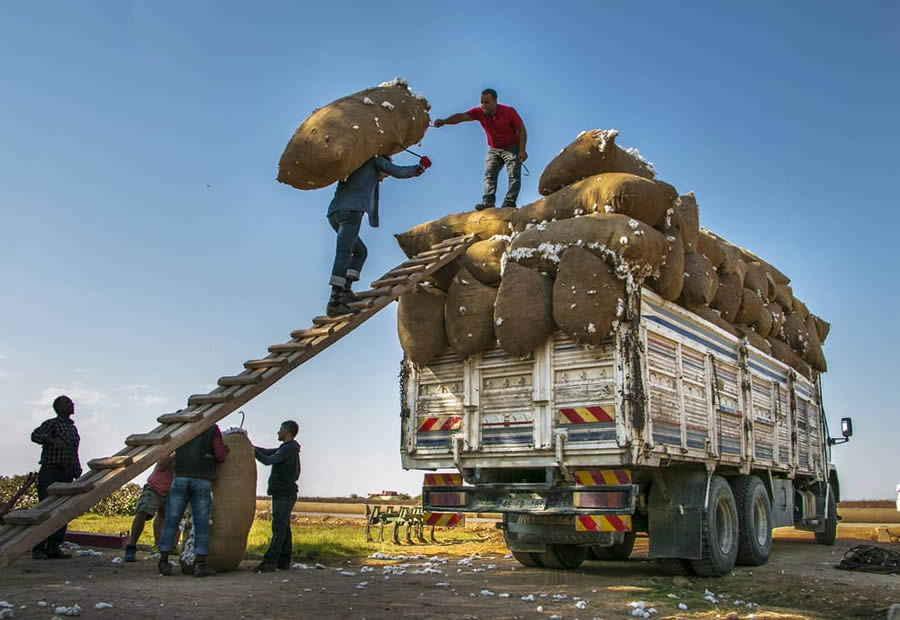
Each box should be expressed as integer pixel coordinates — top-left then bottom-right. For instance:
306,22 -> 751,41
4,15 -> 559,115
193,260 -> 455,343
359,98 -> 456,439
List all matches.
278,80 -> 430,190
552,247 -> 625,346
537,129 -> 655,195
679,252 -> 718,309
461,237 -> 508,287
494,264 -> 555,356
445,268 -> 497,357
398,286 -> 449,364
396,208 -> 515,258
207,430 -> 256,572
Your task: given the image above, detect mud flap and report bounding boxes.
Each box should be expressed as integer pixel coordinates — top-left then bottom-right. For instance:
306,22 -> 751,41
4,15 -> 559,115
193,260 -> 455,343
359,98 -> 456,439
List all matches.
648,470 -> 706,560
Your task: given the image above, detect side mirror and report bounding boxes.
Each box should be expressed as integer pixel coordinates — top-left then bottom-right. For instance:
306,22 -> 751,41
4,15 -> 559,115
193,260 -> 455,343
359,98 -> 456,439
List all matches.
841,417 -> 853,438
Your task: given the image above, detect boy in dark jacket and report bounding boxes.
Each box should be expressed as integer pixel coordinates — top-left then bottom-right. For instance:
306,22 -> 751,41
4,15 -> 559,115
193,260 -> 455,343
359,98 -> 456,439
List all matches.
252,420 -> 301,572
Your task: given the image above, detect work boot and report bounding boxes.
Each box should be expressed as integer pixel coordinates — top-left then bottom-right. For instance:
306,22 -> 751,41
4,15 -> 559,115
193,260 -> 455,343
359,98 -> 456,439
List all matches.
180,558 -> 194,575
193,555 -> 216,578
45,549 -> 72,560
340,281 -> 361,305
326,286 -> 355,317
123,543 -> 136,562
253,562 -> 276,573
158,553 -> 173,576
474,202 -> 495,211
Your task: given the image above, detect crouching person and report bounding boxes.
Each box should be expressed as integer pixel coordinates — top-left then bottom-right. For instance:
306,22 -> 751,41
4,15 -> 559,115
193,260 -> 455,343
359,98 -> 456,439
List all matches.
124,453 -> 174,561
252,420 -> 301,573
156,424 -> 227,577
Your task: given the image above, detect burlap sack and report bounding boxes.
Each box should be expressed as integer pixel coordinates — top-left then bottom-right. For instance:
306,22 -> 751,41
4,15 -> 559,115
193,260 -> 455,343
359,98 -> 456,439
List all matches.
398,286 -> 449,364
698,230 -> 726,270
513,172 -> 678,231
811,314 -> 831,344
767,302 -> 787,339
507,213 -> 666,278
735,287 -> 763,327
763,272 -> 777,303
461,237 -> 507,287
207,430 -> 256,572
648,230 -> 684,301
711,271 -> 743,323
792,298 -> 810,320
719,241 -> 745,280
679,252 -> 718,309
278,80 -> 430,190
756,298 -> 774,337
782,313 -> 810,355
494,264 -> 555,356
735,325 -> 771,354
537,129 -> 655,195
552,247 -> 625,346
743,262 -> 768,298
395,208 -> 515,258
804,315 -> 827,372
693,306 -> 740,337
735,248 -> 790,286
766,337 -> 811,378
425,259 -> 460,291
445,268 -> 497,357
676,193 -> 700,253
775,282 -> 794,312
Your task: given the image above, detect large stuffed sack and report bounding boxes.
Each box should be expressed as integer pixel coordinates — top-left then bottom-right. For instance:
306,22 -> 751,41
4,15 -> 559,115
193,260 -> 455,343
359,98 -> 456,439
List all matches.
693,306 -> 740,337
395,208 -> 515,258
735,325 -> 772,354
647,224 -> 685,301
552,247 -> 625,346
734,287 -> 763,327
792,298 -> 810,320
424,259 -> 460,291
445,268 -> 497,357
775,283 -> 794,312
398,286 -> 449,364
538,129 -> 655,195
767,302 -> 787,339
513,172 -> 678,231
494,264 -> 555,356
207,429 -> 256,572
743,262 -> 769,299
461,237 -> 508,287
782,313 -> 810,356
676,193 -> 700,253
679,252 -> 718,309
804,315 -> 827,372
810,314 -> 831,344
767,337 -> 812,379
507,213 -> 667,278
719,241 -> 745,280
710,271 -> 744,323
755,298 -> 774,337
698,230 -> 726,270
278,80 -> 430,190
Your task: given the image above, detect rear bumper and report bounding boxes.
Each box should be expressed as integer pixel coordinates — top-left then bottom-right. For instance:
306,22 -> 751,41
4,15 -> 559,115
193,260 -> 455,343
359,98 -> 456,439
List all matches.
422,482 -> 638,516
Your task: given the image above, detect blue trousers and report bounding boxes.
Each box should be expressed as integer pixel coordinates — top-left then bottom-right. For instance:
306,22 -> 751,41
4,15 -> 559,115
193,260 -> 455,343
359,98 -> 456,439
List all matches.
262,493 -> 297,566
158,477 -> 212,556
328,210 -> 367,288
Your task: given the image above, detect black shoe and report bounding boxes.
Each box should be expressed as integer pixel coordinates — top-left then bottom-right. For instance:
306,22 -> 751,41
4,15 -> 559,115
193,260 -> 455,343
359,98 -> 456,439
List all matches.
193,563 -> 216,578
501,202 -> 517,209
158,560 -> 173,576
340,285 -> 361,305
474,203 -> 495,211
276,560 -> 291,571
326,300 -> 356,317
45,549 -> 72,560
253,562 -> 277,573
180,559 -> 194,575
32,550 -> 48,560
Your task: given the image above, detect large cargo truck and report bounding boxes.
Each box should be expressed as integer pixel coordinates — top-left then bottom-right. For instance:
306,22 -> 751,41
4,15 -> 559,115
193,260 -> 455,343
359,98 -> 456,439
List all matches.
401,288 -> 852,576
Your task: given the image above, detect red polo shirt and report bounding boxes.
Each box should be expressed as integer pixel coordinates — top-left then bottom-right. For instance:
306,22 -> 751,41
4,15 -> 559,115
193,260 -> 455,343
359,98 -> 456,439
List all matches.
466,104 -> 523,150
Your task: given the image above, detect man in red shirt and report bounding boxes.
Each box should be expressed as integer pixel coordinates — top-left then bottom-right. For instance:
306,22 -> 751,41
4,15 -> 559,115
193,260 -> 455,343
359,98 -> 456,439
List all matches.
434,88 -> 528,209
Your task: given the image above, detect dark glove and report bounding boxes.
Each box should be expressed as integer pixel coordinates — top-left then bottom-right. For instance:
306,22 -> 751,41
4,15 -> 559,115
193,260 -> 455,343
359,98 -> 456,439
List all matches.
419,156 -> 432,169
414,166 -> 425,176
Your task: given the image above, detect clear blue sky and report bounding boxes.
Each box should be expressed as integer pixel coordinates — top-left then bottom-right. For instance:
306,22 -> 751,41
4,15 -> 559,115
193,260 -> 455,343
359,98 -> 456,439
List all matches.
1,1 -> 897,499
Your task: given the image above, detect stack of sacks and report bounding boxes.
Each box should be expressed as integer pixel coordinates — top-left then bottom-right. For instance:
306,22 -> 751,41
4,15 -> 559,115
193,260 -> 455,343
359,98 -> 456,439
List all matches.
394,129 -> 829,378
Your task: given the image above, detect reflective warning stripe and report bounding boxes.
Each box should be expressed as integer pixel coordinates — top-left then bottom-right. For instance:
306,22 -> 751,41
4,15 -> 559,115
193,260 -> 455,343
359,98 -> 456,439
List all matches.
575,514 -> 632,532
418,416 -> 462,432
424,512 -> 465,527
423,473 -> 463,487
575,469 -> 632,486
556,405 -> 615,425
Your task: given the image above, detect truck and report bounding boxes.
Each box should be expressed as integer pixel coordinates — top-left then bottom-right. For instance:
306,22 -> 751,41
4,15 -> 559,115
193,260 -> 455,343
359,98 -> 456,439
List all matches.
400,287 -> 853,576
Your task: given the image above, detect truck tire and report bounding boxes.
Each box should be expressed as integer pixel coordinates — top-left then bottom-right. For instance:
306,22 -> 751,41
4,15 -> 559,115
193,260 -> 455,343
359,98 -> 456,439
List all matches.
731,475 -> 773,566
657,558 -> 696,576
538,544 -> 588,569
511,551 -> 545,568
690,475 -> 739,577
589,533 -> 637,561
814,484 -> 837,546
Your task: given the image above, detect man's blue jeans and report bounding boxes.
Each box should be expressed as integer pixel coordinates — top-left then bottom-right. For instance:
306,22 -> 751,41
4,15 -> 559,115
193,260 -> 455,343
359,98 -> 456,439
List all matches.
158,477 -> 212,556
483,145 -> 521,207
328,210 -> 367,288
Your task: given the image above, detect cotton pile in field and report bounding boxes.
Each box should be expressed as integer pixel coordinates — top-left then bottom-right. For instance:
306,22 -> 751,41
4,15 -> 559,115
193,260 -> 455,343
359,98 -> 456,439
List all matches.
394,129 -> 829,378
278,78 -> 430,190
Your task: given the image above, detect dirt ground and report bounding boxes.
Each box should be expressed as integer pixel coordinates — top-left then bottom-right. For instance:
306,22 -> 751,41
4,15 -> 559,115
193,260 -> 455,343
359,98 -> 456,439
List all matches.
0,530 -> 897,620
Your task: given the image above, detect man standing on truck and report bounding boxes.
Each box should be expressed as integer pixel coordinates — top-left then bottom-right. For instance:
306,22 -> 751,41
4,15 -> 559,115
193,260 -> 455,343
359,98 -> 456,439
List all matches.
433,88 -> 528,210
325,154 -> 432,317
251,420 -> 301,573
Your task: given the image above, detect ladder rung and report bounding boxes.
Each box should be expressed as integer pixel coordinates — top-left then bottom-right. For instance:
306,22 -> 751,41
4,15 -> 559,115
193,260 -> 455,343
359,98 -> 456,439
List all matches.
432,234 -> 472,249
312,315 -> 351,326
187,392 -> 234,406
348,300 -> 374,310
290,326 -> 334,339
125,432 -> 171,447
355,287 -> 392,299
402,256 -> 439,267
244,357 -> 288,370
369,275 -> 411,288
218,374 -> 263,387
413,247 -> 448,259
2,508 -> 50,526
88,456 -> 134,470
269,342 -> 311,353
384,264 -> 427,277
48,480 -> 95,496
158,410 -> 202,424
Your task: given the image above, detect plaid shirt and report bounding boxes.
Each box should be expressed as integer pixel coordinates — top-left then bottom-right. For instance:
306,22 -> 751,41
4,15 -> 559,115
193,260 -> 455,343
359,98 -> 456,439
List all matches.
31,416 -> 82,477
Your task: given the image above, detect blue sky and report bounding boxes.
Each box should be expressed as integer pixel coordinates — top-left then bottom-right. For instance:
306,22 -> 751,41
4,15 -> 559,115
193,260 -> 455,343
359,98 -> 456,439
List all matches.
1,1 -> 897,499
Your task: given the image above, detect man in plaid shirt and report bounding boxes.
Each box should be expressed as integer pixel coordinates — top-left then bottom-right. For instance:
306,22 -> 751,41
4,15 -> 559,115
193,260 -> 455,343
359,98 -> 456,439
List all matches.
30,395 -> 81,560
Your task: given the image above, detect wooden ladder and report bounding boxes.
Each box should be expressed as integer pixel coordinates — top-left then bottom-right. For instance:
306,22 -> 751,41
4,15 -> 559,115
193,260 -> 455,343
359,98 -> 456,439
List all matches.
0,234 -> 477,568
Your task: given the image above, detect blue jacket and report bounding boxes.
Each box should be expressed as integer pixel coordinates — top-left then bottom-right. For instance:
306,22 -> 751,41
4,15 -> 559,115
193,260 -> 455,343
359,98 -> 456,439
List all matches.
327,156 -> 421,228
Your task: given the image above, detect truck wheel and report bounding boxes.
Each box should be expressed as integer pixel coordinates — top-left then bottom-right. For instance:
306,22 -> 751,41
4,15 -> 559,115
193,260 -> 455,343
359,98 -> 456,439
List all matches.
511,551 -> 544,568
589,533 -> 637,561
538,544 -> 588,569
657,558 -> 696,576
814,484 -> 837,546
731,476 -> 773,566
690,475 -> 739,577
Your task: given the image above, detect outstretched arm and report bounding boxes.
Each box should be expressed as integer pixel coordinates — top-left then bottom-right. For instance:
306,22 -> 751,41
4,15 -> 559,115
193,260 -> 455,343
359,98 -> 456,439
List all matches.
433,112 -> 472,128
254,443 -> 295,466
374,156 -> 425,179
